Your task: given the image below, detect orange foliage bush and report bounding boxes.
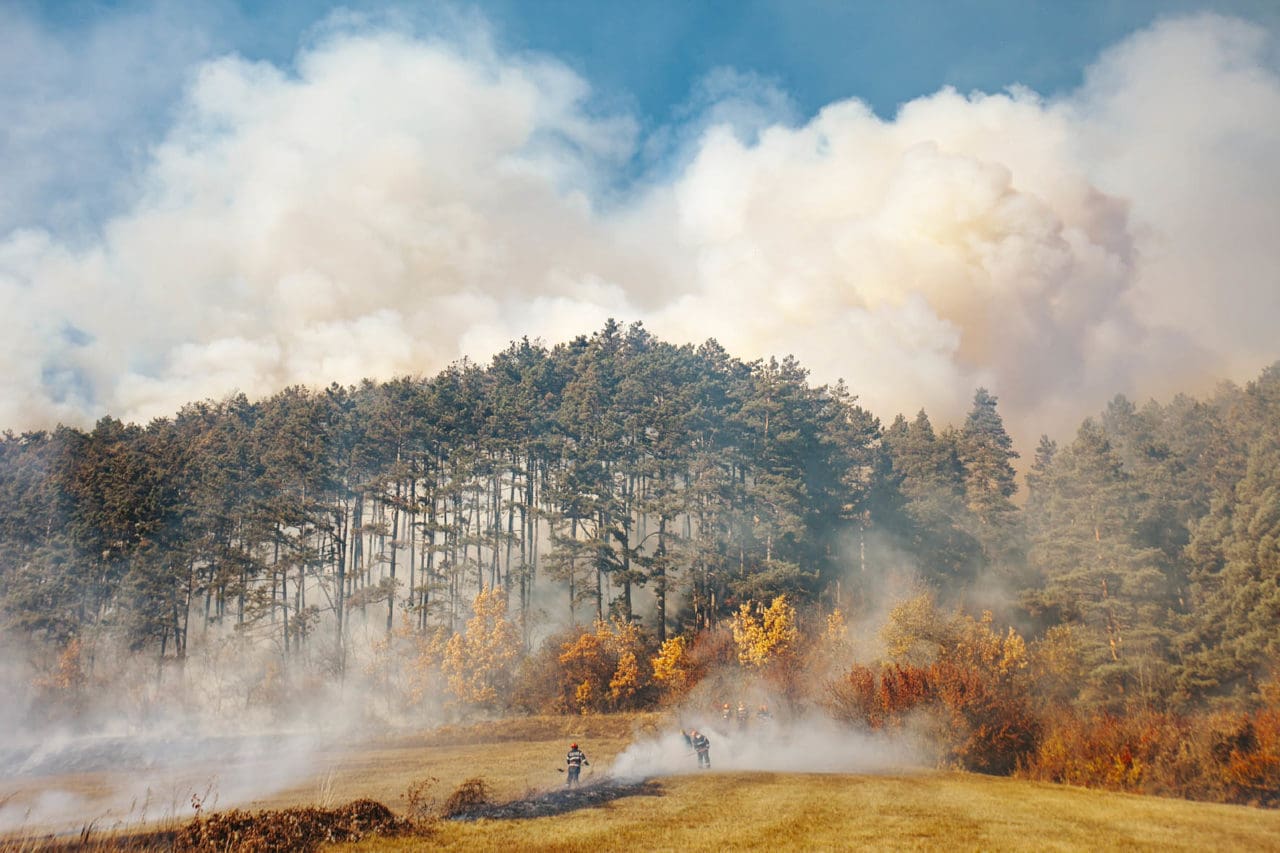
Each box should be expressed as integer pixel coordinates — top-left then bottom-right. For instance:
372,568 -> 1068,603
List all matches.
827,609 -> 1039,775
1021,706 -> 1280,806
512,620 -> 655,714
31,636 -> 89,719
825,663 -> 934,730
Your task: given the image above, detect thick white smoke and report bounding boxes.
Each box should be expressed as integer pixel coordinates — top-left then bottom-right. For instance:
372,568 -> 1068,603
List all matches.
609,715 -> 925,780
1,12 -> 1277,443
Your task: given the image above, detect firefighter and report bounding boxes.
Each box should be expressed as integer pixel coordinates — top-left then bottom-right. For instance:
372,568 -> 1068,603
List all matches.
721,702 -> 732,722
736,701 -> 749,730
565,742 -> 589,787
756,703 -> 773,723
691,729 -> 711,768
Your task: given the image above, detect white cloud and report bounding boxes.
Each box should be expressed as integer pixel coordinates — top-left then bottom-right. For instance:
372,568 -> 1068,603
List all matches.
0,12 -> 1276,447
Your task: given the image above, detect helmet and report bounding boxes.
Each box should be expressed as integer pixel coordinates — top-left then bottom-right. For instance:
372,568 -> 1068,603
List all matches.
571,743 -> 578,749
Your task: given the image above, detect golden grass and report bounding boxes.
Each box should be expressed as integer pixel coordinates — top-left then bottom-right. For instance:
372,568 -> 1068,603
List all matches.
6,713 -> 1279,851
253,714 -> 658,812
336,770 -> 1280,852
0,714 -> 658,847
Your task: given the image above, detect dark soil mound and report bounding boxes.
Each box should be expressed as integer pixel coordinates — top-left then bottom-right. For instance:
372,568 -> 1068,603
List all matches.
172,798 -> 412,852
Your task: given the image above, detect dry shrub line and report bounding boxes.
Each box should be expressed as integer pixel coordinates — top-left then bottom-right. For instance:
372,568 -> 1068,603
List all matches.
826,659 -> 1280,807
172,799 -> 412,853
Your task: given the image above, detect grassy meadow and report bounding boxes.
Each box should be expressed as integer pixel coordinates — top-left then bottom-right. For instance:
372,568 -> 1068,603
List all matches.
335,768 -> 1280,852
5,714 -> 1280,851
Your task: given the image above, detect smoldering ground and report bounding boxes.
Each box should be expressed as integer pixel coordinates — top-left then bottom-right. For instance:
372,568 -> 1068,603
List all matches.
0,618 -> 451,835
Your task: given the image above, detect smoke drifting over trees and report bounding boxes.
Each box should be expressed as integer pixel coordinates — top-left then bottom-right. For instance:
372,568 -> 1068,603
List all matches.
2,325 -> 1280,822
3,6 -> 1280,827
3,325 -> 1279,709
0,11 -> 1278,448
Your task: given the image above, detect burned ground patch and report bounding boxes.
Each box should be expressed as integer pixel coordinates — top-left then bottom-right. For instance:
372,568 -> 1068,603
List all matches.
448,777 -> 662,821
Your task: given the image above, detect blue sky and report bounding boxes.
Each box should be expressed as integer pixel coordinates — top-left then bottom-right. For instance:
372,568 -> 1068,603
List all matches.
1,1 -> 1278,442
6,0 -> 1277,233
22,1 -> 1280,116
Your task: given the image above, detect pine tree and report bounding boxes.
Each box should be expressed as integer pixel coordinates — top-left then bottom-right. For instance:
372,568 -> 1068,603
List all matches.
1029,419 -> 1175,710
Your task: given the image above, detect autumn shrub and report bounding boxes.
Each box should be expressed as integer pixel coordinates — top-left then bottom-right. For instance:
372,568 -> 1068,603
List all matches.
555,619 -> 656,713
651,635 -> 699,704
1020,704 -> 1280,806
732,595 -> 806,705
441,588 -> 521,710
173,799 -> 411,852
824,662 -> 934,730
833,596 -> 1043,775
441,777 -> 493,818
931,660 -> 1040,775
400,776 -> 440,829
558,628 -> 616,713
1216,706 -> 1280,806
29,636 -> 89,721
509,629 -> 575,713
929,612 -> 1040,775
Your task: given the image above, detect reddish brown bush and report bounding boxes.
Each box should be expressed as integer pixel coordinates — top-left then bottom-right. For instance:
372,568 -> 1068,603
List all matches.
1021,706 -> 1280,806
825,663 -> 935,730
930,660 -> 1040,776
827,651 -> 1038,776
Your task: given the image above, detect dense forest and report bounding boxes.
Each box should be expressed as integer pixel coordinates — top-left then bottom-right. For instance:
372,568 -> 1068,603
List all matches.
2,321 -> 1279,799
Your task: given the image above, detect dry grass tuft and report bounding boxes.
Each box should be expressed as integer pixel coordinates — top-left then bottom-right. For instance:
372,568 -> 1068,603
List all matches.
399,776 -> 440,829
440,778 -> 493,818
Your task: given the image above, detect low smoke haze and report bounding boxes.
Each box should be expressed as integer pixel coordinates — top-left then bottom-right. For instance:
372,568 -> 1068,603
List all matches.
610,717 -> 924,781
1,6 -> 1277,448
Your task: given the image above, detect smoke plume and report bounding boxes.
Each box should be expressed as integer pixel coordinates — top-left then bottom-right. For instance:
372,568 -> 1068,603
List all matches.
1,11 -> 1277,447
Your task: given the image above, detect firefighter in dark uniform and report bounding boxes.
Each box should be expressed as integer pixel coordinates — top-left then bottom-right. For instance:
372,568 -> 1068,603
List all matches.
691,729 -> 711,768
565,742 -> 589,787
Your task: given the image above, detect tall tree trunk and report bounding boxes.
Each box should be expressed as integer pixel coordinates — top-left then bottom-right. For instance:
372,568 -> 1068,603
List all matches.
387,479 -> 401,633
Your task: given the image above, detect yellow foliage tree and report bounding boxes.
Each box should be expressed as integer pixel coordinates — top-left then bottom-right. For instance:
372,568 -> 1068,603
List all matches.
882,592 -> 1028,677
559,630 -> 611,714
651,635 -> 694,701
364,623 -> 449,713
732,595 -> 799,668
33,637 -> 89,716
882,591 -> 958,663
952,611 -> 1028,676
441,587 -> 521,709
557,619 -> 651,713
610,651 -> 641,705
806,607 -> 853,679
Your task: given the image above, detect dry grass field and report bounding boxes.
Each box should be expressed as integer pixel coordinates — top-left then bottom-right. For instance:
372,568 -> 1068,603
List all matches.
359,770 -> 1280,852
4,714 -> 1280,851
